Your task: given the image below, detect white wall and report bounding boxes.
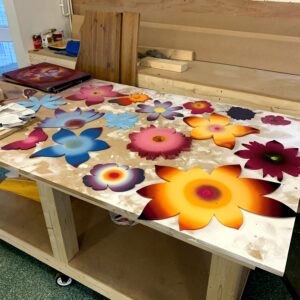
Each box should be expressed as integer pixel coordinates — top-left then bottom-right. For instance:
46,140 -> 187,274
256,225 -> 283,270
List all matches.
3,0 -> 70,67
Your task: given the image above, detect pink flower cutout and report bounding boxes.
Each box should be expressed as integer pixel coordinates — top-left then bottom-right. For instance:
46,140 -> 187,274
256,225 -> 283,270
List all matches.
261,115 -> 291,126
66,85 -> 126,106
2,128 -> 48,150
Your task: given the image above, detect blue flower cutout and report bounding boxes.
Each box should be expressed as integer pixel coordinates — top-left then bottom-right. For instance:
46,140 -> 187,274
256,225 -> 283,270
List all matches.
0,167 -> 9,182
39,107 -> 104,129
104,112 -> 138,129
30,128 -> 110,167
18,94 -> 66,112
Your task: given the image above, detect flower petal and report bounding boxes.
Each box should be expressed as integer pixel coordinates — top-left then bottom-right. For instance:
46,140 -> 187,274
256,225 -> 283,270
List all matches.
138,184 -> 179,220
214,203 -> 243,229
65,152 -> 90,167
30,145 -> 65,158
184,116 -> 209,128
89,140 -> 110,151
66,93 -> 85,100
53,129 -> 76,144
147,113 -> 160,121
85,97 -> 105,106
178,211 -> 213,230
190,126 -> 213,140
83,174 -> 108,190
213,132 -> 236,149
209,113 -> 230,125
155,165 -> 183,181
239,178 -> 280,195
80,128 -> 103,139
226,125 -> 260,137
212,165 -> 242,178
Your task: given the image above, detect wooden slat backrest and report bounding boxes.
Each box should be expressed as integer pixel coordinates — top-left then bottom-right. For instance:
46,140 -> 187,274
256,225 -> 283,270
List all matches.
75,11 -> 140,85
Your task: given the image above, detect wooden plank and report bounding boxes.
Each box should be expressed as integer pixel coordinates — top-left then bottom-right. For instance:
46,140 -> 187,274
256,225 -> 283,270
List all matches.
140,57 -> 189,72
206,254 -> 250,300
75,11 -> 122,82
139,46 -> 194,61
120,12 -> 140,85
72,14 -> 85,40
37,182 -> 79,263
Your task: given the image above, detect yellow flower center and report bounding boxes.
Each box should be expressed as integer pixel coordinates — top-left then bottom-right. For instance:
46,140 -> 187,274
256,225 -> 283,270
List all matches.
154,107 -> 166,113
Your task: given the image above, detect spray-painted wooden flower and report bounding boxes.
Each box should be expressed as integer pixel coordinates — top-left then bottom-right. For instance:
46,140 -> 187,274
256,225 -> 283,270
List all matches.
18,94 -> 66,112
2,128 -> 48,150
184,113 -> 259,149
0,167 -> 9,183
138,165 -> 295,230
30,128 -> 110,167
66,85 -> 125,106
83,163 -> 145,192
39,107 -> 104,129
104,112 -> 138,129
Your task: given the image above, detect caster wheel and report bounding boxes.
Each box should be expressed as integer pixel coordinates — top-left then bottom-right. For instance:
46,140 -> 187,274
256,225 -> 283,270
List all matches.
55,273 -> 73,287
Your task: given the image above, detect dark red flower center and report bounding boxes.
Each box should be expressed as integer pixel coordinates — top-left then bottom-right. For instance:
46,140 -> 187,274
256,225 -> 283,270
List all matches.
152,135 -> 166,142
65,119 -> 85,128
265,153 -> 283,163
108,172 -> 121,179
196,185 -> 221,201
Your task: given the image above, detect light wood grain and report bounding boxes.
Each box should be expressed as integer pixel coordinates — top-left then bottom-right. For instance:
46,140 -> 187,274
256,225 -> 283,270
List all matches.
120,12 -> 140,85
140,57 -> 189,72
37,182 -> 79,263
139,46 -> 194,61
206,254 -> 250,300
76,11 -> 122,82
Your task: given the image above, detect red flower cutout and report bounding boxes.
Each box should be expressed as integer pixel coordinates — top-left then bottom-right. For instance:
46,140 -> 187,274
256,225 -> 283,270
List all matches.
183,100 -> 214,114
2,128 -> 48,150
235,140 -> 300,181
261,115 -> 291,126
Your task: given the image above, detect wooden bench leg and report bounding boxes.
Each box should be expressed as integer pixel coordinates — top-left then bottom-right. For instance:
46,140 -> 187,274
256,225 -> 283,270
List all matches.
206,254 -> 250,300
37,182 -> 79,263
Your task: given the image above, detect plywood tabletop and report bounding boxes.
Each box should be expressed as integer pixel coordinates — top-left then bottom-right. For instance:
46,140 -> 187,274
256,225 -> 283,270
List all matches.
0,79 -> 299,276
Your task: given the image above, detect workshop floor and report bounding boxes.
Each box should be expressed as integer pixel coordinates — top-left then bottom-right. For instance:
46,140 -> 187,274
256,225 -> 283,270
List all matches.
0,215 -> 299,300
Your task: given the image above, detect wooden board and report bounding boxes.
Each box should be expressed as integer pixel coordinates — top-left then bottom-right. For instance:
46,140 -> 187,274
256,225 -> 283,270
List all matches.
72,1 -> 300,75
138,46 -> 194,61
75,11 -> 122,82
120,12 -> 140,85
140,57 -> 189,72
0,79 -> 298,276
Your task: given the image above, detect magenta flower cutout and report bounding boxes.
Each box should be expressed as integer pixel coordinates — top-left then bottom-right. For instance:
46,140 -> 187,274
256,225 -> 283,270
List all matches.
83,163 -> 145,192
261,115 -> 291,126
66,85 -> 125,106
127,125 -> 192,160
2,128 -> 48,150
183,100 -> 214,114
235,140 -> 300,181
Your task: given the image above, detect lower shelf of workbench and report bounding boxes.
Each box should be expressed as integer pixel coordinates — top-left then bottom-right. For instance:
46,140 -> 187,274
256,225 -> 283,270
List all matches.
0,191 -> 211,299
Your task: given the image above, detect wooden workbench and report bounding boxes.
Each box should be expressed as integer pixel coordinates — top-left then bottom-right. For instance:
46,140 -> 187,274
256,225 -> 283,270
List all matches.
0,79 -> 299,299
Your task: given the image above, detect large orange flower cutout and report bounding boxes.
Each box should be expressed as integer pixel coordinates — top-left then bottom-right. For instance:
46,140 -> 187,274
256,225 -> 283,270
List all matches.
183,113 -> 259,149
137,165 -> 295,230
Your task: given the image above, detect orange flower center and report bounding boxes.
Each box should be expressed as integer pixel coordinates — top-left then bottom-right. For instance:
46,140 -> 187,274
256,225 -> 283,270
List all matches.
192,102 -> 207,109
208,124 -> 224,132
65,119 -> 85,128
152,135 -> 166,142
103,169 -> 124,181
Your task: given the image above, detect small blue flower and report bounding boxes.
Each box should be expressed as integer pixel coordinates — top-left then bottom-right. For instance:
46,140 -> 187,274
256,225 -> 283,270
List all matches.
104,112 -> 138,129
39,107 -> 104,129
0,167 -> 9,182
18,94 -> 66,112
30,128 -> 110,167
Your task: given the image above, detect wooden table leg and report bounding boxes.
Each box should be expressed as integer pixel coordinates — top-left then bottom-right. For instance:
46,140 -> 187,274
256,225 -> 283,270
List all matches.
37,181 -> 79,263
206,254 -> 250,300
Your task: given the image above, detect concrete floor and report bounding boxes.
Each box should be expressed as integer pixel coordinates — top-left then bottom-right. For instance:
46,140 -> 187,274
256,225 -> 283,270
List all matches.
0,214 -> 299,300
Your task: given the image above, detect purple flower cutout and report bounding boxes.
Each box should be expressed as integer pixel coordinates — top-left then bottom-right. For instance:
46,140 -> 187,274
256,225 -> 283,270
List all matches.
83,163 -> 145,192
261,115 -> 291,126
227,107 -> 256,120
136,100 -> 183,121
